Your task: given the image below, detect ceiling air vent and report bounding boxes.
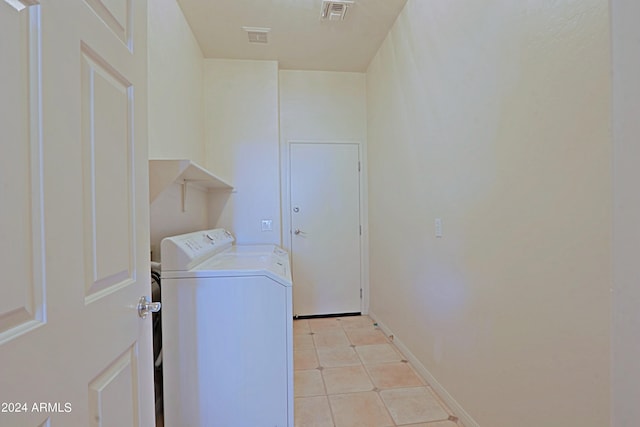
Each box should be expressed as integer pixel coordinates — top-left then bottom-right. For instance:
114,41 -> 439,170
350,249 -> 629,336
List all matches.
320,0 -> 354,21
242,27 -> 271,44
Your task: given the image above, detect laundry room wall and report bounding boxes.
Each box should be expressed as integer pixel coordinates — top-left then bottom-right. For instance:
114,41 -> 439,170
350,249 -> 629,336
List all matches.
279,70 -> 366,142
278,70 -> 369,305
149,185 -> 210,261
148,0 -> 205,163
203,59 -> 281,245
366,1 -> 611,426
611,0 -> 640,424
147,0 -> 210,259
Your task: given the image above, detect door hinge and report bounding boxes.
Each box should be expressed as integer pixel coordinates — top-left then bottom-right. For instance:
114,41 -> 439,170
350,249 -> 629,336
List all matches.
358,161 -> 361,172
359,225 -> 362,235
360,288 -> 363,299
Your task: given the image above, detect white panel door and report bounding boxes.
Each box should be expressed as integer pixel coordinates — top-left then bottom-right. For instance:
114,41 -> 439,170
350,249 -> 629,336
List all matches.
0,1 -> 154,426
290,143 -> 361,316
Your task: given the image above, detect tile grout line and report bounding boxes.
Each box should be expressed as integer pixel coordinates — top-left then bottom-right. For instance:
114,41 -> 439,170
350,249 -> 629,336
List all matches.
312,319 -> 338,427
343,319 -> 399,427
368,319 -> 456,426
297,318 -> 337,426
377,328 -> 461,426
299,316 -> 460,427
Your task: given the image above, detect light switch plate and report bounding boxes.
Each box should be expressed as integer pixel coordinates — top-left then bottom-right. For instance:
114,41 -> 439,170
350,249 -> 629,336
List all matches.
435,218 -> 442,238
261,219 -> 273,231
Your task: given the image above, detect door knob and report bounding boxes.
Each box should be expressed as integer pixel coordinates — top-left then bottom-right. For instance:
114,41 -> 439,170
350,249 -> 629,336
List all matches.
294,229 -> 305,235
138,296 -> 161,319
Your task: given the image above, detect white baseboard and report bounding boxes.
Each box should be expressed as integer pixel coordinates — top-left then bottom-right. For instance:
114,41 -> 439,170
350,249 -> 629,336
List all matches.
368,310 -> 480,427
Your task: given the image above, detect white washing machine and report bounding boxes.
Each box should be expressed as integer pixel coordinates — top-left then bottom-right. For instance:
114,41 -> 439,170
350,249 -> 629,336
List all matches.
160,229 -> 293,427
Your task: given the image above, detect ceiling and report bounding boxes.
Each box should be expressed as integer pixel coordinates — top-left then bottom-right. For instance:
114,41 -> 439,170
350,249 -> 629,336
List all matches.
176,0 -> 408,72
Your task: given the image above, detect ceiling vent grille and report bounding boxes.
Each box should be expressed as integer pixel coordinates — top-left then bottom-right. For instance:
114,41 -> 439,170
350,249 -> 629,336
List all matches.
242,27 -> 271,44
320,0 -> 354,21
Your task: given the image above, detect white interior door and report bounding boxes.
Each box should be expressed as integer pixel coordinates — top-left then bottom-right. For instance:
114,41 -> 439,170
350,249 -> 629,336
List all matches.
290,142 -> 361,316
0,1 -> 154,426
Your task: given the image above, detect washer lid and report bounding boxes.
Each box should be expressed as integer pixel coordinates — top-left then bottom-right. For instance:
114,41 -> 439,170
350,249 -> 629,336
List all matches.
161,228 -> 234,271
162,244 -> 292,286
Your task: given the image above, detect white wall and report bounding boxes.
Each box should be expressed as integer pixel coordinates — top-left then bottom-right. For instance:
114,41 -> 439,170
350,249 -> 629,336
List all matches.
366,1 -> 611,426
149,184 -> 210,261
204,59 -> 281,244
279,71 -> 366,142
148,0 -> 210,258
278,70 -> 369,307
611,0 -> 640,425
148,0 -> 205,163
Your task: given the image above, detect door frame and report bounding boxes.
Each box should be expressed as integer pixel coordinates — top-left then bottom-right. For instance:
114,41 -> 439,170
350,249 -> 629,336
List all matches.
280,140 -> 370,314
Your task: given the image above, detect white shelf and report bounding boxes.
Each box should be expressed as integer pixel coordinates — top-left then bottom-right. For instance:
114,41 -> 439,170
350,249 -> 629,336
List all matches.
149,159 -> 233,203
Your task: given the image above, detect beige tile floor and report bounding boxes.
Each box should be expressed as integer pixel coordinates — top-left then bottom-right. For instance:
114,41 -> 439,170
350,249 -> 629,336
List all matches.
294,316 -> 464,427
